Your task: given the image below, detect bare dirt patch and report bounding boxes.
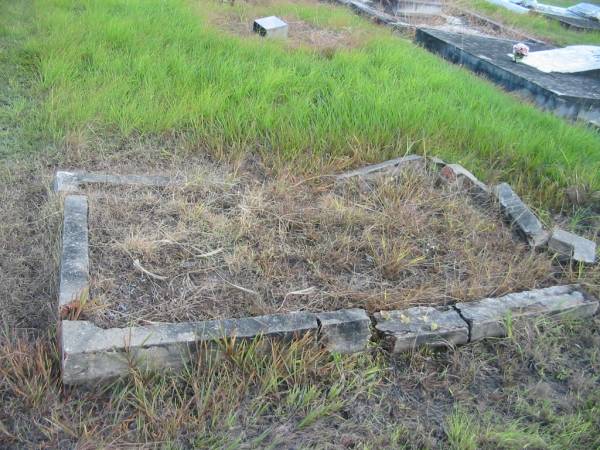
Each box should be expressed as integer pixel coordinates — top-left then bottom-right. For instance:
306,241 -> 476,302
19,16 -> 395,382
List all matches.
84,162 -> 561,328
210,10 -> 367,51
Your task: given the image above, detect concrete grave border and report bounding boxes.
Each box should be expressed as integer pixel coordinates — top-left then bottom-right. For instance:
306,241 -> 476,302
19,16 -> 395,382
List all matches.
54,166 -> 598,384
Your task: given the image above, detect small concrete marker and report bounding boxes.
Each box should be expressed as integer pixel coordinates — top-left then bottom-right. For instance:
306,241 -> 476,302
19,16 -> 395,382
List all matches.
336,155 -> 424,181
61,312 -> 319,384
59,195 -> 89,318
548,228 -> 597,264
253,16 -> 288,39
456,285 -> 599,342
493,182 -> 549,247
316,308 -> 371,354
374,306 -> 469,353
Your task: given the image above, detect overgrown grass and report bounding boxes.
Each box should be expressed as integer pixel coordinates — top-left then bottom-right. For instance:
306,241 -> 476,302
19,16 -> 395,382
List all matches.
19,0 -> 599,209
463,0 -> 600,45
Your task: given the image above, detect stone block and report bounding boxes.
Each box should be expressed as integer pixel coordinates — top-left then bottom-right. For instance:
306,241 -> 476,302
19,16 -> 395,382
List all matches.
548,228 -> 596,264
316,308 -> 371,354
61,312 -> 318,384
456,285 -> 599,342
336,155 -> 424,181
59,195 -> 89,317
493,183 -> 549,247
253,16 -> 288,39
374,306 -> 468,353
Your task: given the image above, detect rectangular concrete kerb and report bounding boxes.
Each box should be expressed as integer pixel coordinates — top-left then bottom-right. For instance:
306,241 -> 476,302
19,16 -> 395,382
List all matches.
316,309 -> 371,354
336,155 -> 424,181
53,170 -> 173,193
456,285 -> 599,342
374,306 -> 469,353
548,228 -> 597,264
493,182 -> 549,247
59,195 -> 89,318
61,312 -> 319,384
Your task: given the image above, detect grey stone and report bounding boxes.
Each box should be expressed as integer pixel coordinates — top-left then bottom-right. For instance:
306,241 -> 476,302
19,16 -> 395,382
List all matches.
493,182 -> 549,247
53,170 -> 173,192
440,163 -> 490,198
456,285 -> 599,342
61,312 -> 318,384
316,308 -> 371,354
548,228 -> 596,264
59,195 -> 89,317
428,156 -> 447,167
336,155 -> 424,181
253,16 -> 288,39
374,306 -> 468,353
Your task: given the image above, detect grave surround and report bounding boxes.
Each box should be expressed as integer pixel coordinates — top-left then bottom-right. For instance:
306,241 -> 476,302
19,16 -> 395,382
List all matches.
55,158 -> 598,384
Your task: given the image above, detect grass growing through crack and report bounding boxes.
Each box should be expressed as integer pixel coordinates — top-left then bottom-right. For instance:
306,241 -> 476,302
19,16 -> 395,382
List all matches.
18,0 -> 600,208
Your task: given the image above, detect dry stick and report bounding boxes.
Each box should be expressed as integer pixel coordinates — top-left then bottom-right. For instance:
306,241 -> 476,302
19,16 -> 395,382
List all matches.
133,259 -> 168,281
278,286 -> 318,311
216,272 -> 259,296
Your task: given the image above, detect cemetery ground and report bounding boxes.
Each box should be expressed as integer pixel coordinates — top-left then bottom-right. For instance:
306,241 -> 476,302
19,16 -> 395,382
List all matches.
1,0 -> 599,448
463,0 -> 600,45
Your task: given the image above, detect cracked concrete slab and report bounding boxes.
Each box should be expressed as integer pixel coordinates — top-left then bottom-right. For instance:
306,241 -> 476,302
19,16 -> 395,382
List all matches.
456,285 -> 598,342
374,306 -> 468,353
316,308 -> 371,354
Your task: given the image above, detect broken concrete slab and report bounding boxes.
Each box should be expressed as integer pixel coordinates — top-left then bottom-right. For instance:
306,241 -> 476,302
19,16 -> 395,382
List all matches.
336,155 -> 424,181
374,306 -> 468,353
253,16 -> 288,39
456,285 -> 599,342
316,308 -> 371,354
59,195 -> 89,318
548,228 -> 597,264
493,182 -> 549,247
61,312 -> 318,384
440,163 -> 490,199
53,170 -> 173,193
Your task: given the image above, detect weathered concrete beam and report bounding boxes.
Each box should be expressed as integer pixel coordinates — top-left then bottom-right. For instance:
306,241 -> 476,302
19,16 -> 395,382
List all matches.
374,306 -> 468,353
53,170 -> 173,193
59,195 -> 89,318
440,163 -> 490,199
61,312 -> 319,384
316,308 -> 371,354
456,285 -> 598,342
493,183 -> 549,247
548,228 -> 596,264
336,155 -> 424,181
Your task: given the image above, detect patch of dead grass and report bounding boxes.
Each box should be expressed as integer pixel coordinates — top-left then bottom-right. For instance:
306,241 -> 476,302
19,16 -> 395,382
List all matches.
86,162 -> 560,327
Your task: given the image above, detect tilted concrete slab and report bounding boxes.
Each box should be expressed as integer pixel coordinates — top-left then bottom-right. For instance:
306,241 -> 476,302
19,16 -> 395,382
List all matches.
548,228 -> 597,264
59,195 -> 89,318
61,312 -> 319,384
374,306 -> 468,353
493,183 -> 549,247
316,308 -> 372,354
456,285 -> 599,342
336,155 -> 424,181
53,170 -> 173,193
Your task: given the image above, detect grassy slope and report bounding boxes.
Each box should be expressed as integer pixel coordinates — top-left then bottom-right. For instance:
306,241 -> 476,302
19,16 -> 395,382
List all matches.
27,0 -> 600,208
463,0 -> 600,45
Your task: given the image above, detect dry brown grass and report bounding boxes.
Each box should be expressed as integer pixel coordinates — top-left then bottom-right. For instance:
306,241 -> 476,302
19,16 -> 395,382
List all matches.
85,162 -> 561,328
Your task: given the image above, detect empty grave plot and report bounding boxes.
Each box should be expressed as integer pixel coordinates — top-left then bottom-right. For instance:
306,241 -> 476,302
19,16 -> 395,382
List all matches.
82,164 -> 560,329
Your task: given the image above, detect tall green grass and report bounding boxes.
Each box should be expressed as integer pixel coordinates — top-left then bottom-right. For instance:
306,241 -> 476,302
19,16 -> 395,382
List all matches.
25,0 -> 600,205
464,0 -> 600,45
